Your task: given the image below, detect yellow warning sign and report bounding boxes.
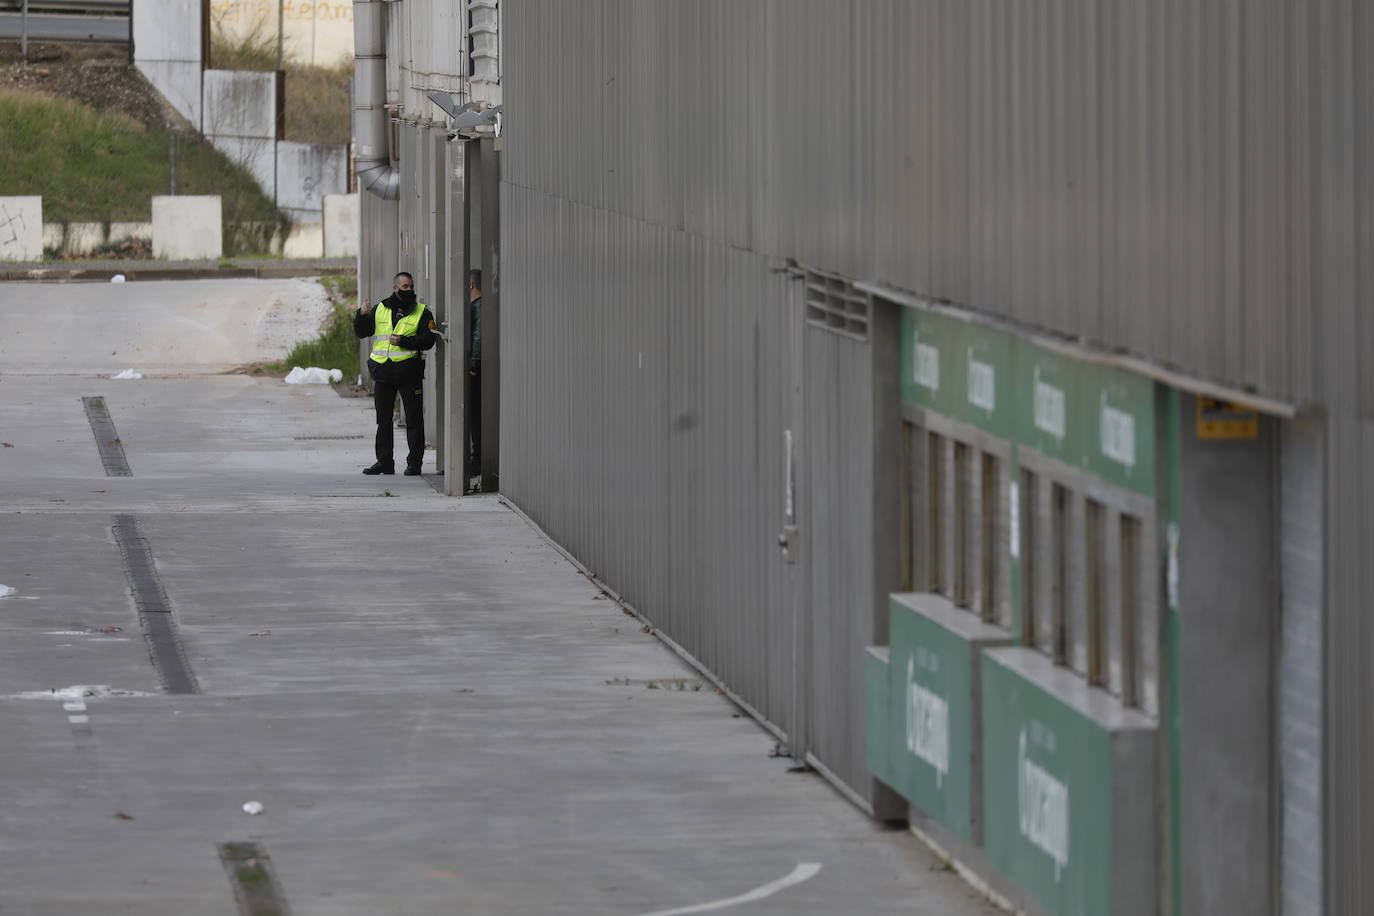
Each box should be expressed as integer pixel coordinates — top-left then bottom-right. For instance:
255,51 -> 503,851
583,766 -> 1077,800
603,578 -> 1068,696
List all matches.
1196,397 -> 1259,440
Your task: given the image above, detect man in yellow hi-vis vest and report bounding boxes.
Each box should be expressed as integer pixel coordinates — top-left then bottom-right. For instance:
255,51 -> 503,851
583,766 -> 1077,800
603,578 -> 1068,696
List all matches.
353,271 -> 437,475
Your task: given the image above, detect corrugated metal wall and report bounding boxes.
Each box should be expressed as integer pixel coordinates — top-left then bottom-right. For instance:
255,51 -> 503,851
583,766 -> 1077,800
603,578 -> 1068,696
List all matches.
499,3 -> 1374,908
502,0 -> 1374,412
387,0 -> 467,117
358,185 -> 399,308
501,183 -> 806,740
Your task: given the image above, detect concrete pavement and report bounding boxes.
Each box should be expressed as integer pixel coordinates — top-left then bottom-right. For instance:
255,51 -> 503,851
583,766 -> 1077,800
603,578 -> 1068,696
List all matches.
0,278 -> 996,915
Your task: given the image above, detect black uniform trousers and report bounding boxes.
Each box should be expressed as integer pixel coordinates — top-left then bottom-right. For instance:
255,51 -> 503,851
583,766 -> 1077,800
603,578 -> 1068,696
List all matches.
372,376 -> 424,470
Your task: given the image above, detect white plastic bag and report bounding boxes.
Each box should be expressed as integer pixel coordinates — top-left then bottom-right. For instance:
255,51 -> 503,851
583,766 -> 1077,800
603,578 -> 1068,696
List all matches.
283,367 -> 343,385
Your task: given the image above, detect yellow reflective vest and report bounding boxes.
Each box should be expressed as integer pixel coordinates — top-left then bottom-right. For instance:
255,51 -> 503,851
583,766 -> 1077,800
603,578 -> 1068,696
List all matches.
369,301 -> 427,363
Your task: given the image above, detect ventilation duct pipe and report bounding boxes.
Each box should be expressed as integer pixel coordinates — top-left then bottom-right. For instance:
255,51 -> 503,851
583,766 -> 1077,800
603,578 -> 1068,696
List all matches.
353,0 -> 399,199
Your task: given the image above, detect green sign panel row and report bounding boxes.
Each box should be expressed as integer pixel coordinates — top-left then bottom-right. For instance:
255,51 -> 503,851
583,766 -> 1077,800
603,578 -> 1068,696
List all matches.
869,596 -> 1013,843
901,308 -> 1156,496
869,622 -> 1158,916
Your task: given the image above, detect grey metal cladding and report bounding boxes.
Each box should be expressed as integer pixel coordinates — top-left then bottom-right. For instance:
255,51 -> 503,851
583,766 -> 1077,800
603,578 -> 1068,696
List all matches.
503,0 -> 1374,414
501,1 -> 1374,893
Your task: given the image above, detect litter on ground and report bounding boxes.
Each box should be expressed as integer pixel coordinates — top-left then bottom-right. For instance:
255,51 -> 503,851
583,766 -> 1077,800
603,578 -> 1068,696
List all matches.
284,367 -> 343,385
9,685 -> 156,700
111,369 -> 144,379
0,585 -> 14,598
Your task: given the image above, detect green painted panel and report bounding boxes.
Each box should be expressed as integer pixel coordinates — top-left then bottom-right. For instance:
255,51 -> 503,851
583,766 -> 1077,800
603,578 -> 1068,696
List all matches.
865,647 -> 894,789
901,308 -> 964,417
982,655 -> 1115,916
962,324 -> 1017,439
887,601 -> 977,841
1015,345 -> 1086,471
898,304 -> 1157,497
1081,365 -> 1155,496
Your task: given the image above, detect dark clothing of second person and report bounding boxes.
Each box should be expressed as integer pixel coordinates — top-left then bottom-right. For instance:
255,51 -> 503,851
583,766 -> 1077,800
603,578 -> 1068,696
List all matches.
354,295 -> 437,470
467,296 -> 481,475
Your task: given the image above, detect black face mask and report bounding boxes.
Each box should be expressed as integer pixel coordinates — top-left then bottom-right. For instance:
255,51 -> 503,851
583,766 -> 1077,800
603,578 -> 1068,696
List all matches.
395,289 -> 418,308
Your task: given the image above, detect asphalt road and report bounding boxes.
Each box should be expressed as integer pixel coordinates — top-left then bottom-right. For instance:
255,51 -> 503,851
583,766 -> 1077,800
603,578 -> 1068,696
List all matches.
0,11 -> 127,43
0,277 -> 998,915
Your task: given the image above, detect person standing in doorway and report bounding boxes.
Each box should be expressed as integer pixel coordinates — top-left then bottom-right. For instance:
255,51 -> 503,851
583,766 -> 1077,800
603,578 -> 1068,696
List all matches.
465,268 -> 482,493
354,271 -> 436,475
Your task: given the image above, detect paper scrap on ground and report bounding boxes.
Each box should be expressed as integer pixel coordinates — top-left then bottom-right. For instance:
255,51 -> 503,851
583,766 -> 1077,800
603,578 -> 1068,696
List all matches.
9,684 -> 156,700
111,369 -> 143,379
0,584 -> 14,598
110,274 -> 126,283
242,801 -> 265,815
284,367 -> 343,385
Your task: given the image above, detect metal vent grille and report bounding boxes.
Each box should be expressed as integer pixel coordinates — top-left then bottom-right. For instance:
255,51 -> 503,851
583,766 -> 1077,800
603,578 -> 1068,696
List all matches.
804,271 -> 869,339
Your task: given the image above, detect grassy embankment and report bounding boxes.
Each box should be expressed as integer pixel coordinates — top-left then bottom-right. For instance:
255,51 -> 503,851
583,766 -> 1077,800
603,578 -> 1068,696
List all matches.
0,90 -> 284,256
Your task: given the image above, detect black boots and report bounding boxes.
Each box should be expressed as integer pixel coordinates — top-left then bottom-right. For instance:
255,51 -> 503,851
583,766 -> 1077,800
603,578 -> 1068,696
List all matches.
403,466 -> 422,476
362,462 -> 395,475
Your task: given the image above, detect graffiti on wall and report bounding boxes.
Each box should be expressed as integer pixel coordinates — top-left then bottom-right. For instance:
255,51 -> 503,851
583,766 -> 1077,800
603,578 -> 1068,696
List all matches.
0,202 -> 26,254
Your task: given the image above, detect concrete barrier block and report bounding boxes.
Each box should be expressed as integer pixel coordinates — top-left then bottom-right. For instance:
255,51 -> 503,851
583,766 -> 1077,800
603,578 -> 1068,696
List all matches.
152,196 -> 222,259
282,222 -> 323,259
276,141 -> 348,215
0,197 -> 43,261
203,70 -> 279,140
108,222 -> 153,243
322,193 -> 359,257
66,222 -> 106,257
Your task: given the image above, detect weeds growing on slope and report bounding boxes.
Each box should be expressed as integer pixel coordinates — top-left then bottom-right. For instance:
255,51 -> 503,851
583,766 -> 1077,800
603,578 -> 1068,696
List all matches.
0,89 -> 284,243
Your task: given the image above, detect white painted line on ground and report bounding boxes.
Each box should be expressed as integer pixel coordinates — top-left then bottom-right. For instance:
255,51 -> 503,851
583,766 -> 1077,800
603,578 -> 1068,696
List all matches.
67,715 -> 89,724
63,701 -> 87,712
632,863 -> 822,916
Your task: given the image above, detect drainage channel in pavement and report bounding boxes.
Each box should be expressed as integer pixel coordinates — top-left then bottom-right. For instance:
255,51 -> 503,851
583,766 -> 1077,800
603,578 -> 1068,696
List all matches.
111,515 -> 199,695
219,843 -> 293,916
81,396 -> 132,477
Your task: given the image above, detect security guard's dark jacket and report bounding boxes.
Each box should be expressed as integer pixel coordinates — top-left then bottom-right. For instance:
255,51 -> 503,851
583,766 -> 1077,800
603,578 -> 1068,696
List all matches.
353,295 -> 437,383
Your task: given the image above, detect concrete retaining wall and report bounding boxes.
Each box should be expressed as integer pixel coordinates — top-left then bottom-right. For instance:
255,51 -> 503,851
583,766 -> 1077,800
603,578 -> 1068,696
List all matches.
203,69 -> 279,140
283,223 -> 323,258
199,70 -> 349,225
11,196 -> 352,261
39,222 -> 153,258
0,197 -> 43,261
277,142 -> 349,224
133,0 -> 202,127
